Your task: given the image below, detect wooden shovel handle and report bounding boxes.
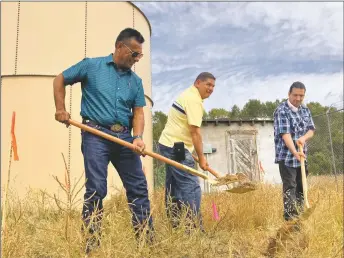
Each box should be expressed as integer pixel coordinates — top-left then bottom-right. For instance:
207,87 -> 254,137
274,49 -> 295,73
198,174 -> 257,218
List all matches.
298,143 -> 310,209
192,154 -> 221,178
68,119 -> 210,181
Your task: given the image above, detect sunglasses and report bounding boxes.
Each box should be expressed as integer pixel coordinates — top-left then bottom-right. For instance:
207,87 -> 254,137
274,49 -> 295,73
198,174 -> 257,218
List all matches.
122,42 -> 143,59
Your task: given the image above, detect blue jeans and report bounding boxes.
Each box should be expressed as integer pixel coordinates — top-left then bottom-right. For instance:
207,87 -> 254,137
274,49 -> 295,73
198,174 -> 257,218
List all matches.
81,122 -> 153,237
158,143 -> 203,230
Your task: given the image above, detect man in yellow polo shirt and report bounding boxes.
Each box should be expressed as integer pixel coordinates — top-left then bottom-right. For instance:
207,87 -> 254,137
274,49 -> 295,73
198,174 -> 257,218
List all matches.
158,72 -> 216,232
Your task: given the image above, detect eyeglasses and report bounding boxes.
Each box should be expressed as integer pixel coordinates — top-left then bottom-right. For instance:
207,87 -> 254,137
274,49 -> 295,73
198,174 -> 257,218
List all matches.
122,42 -> 143,59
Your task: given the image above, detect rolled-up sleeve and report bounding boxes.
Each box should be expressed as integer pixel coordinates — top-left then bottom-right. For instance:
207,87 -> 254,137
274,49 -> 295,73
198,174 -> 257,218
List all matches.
133,79 -> 146,107
62,58 -> 89,86
274,110 -> 291,135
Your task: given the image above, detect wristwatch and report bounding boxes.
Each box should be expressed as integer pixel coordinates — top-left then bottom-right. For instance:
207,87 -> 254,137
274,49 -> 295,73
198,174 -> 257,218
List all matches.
133,135 -> 143,140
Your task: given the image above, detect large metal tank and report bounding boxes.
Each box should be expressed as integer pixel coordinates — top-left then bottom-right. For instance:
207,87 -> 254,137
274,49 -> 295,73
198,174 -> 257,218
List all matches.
1,2 -> 154,201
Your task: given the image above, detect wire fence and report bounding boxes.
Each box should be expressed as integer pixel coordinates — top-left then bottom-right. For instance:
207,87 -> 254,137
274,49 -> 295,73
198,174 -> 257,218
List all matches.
307,102 -> 343,188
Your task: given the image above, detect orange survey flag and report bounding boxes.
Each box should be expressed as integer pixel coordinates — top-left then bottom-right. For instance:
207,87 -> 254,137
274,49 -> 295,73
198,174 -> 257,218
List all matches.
11,111 -> 19,161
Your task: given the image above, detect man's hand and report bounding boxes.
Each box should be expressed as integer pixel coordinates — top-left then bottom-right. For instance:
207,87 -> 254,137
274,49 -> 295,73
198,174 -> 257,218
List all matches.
55,110 -> 70,128
296,136 -> 306,147
198,155 -> 209,171
133,138 -> 146,156
292,150 -> 305,162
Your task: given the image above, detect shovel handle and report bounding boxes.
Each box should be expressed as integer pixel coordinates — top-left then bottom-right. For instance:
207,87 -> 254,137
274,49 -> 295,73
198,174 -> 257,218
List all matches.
298,143 -> 310,209
68,119 -> 211,181
191,154 -> 221,178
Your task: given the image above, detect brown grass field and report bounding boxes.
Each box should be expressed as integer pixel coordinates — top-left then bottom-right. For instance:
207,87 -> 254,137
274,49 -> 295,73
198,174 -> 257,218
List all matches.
1,175 -> 343,258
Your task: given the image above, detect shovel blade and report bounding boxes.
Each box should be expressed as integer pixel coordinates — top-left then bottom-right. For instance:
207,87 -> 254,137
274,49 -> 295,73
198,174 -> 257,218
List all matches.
226,187 -> 256,194
225,182 -> 258,194
300,204 -> 317,221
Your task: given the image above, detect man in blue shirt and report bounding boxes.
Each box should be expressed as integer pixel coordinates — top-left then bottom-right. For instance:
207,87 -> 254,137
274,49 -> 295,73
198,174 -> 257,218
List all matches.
53,28 -> 153,253
273,81 -> 315,221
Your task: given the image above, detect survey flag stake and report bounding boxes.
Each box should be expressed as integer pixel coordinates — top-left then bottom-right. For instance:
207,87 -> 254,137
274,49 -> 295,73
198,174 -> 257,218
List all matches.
11,111 -> 19,161
212,201 -> 220,221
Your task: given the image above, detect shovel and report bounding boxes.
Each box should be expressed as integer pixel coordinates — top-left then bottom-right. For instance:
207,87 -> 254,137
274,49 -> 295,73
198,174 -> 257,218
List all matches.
191,154 -> 257,193
299,143 -> 310,209
69,119 -> 238,186
298,143 -> 316,219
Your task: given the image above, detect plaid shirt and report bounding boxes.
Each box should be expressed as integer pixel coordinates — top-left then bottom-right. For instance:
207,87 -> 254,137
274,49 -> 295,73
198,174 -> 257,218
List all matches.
274,101 -> 316,168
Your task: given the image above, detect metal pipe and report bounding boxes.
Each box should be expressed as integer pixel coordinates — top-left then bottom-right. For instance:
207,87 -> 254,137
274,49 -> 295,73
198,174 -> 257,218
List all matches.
326,106 -> 338,191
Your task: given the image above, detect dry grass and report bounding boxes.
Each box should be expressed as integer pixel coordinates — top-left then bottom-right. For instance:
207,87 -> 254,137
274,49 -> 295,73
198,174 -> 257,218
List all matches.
1,175 -> 343,258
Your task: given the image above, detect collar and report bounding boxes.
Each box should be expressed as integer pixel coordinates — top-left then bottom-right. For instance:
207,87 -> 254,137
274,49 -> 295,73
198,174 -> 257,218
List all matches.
105,53 -> 115,64
287,99 -> 306,113
191,85 -> 203,102
287,99 -> 299,112
106,54 -> 131,74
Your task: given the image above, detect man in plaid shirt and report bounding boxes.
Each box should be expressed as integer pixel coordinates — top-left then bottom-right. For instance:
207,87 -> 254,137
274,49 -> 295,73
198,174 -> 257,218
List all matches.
273,81 -> 316,221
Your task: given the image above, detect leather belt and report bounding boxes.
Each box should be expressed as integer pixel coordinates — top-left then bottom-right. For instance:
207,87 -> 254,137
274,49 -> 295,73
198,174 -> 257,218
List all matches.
82,118 -> 129,133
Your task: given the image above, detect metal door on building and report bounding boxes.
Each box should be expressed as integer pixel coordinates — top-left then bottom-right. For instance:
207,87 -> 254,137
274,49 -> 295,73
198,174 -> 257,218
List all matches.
226,130 -> 259,181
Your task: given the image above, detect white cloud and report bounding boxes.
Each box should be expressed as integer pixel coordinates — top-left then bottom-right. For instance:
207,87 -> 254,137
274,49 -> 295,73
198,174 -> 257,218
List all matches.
134,2 -> 343,113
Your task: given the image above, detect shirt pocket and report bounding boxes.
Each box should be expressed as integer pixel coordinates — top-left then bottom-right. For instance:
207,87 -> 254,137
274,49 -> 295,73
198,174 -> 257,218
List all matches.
117,82 -> 132,108
124,86 -> 138,108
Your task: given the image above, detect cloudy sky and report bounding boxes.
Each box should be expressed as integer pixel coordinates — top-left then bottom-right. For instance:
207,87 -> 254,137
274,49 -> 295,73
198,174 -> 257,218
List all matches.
134,2 -> 343,113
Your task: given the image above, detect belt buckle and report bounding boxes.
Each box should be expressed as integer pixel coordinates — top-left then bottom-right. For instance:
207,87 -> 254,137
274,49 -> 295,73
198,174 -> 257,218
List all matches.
111,124 -> 123,132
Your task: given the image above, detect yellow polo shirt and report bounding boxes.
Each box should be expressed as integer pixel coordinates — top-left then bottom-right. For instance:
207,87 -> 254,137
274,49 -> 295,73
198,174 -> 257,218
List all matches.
159,85 -> 204,153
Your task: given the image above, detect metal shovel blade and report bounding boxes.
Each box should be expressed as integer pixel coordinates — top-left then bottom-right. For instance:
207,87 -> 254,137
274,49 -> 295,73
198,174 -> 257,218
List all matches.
225,181 -> 258,193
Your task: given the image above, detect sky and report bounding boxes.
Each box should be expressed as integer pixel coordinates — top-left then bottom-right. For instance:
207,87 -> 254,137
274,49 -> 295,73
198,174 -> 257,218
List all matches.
134,2 -> 343,113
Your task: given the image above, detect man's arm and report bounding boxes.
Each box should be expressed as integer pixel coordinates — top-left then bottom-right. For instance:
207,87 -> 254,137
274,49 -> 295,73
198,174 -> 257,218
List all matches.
53,58 -> 88,125
282,133 -> 298,156
132,107 -> 145,154
53,73 -> 70,125
282,133 -> 306,161
297,129 -> 314,147
189,125 -> 208,170
297,110 -> 316,147
132,107 -> 145,137
184,99 -> 207,169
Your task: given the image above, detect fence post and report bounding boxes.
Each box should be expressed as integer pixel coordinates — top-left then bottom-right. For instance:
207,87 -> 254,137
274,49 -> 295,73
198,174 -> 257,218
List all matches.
326,108 -> 339,191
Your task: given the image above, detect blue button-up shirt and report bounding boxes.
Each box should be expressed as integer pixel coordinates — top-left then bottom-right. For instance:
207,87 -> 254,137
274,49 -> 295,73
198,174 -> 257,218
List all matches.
273,101 -> 316,168
62,54 -> 146,127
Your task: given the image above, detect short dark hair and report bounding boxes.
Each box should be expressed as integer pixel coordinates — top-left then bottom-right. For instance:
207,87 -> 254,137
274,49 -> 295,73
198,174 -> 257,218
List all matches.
194,72 -> 216,83
289,81 -> 306,93
115,28 -> 145,46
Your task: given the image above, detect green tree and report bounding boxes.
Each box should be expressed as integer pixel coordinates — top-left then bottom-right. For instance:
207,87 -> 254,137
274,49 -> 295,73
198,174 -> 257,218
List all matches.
152,111 -> 168,188
203,110 -> 209,119
153,111 -> 167,143
307,102 -> 329,116
308,152 -> 332,175
241,99 -> 266,118
208,108 -> 230,119
230,105 -> 241,119
264,99 -> 281,118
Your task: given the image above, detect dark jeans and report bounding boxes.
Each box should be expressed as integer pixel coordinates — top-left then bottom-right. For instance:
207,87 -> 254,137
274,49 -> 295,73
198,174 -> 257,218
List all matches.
81,122 -> 153,239
278,161 -> 309,221
158,143 -> 203,230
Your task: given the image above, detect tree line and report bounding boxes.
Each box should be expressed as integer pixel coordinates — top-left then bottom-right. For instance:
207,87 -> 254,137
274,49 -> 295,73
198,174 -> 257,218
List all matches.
152,99 -> 343,187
